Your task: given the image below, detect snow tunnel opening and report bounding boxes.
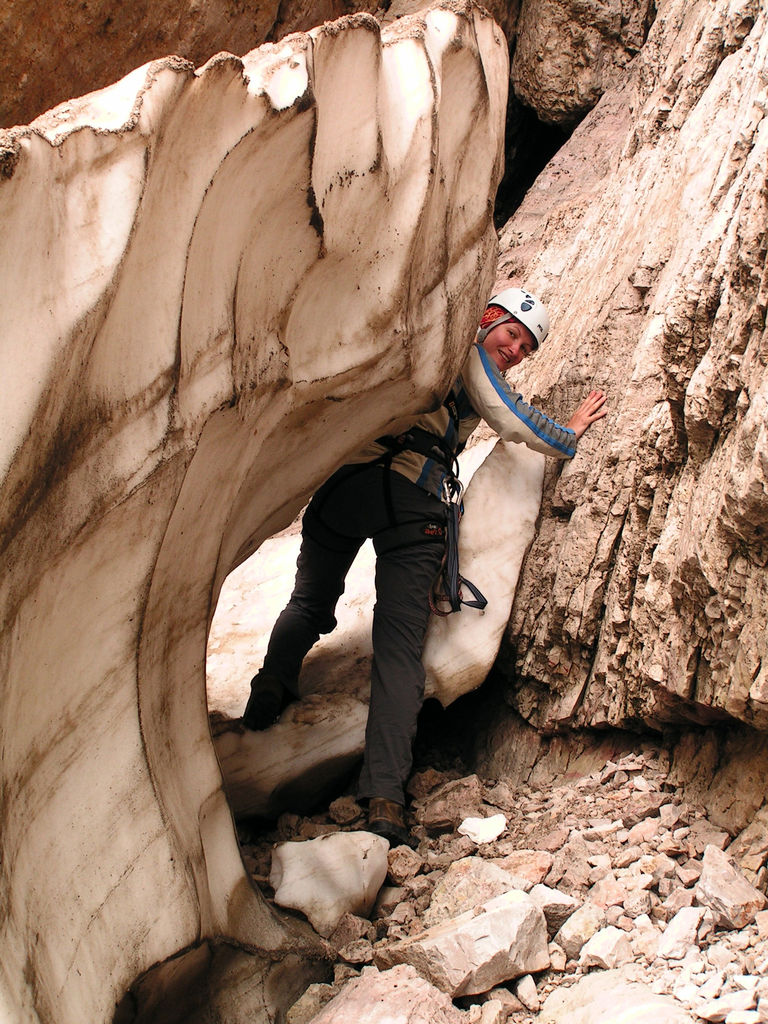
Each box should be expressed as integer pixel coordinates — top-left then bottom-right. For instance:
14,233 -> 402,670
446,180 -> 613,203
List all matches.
206,520 -> 377,726
205,437 -> 502,842
205,508 -> 378,834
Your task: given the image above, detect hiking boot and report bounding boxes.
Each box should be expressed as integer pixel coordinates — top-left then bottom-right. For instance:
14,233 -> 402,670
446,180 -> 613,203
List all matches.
242,671 -> 296,731
368,797 -> 415,849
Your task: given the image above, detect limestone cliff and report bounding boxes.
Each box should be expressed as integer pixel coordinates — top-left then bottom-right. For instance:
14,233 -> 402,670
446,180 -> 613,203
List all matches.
496,0 -> 767,735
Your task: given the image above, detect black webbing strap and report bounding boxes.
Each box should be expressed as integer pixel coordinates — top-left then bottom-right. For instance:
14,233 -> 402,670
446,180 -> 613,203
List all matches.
429,479 -> 487,616
376,427 -> 455,473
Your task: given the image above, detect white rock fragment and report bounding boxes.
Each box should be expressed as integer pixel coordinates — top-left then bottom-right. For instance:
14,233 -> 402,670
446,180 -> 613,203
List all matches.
627,817 -> 664,845
733,976 -> 761,993
482,999 -> 507,1024
696,990 -> 757,1022
458,814 -> 507,844
387,845 -> 423,886
584,820 -> 623,840
630,913 -> 661,960
307,964 -> 467,1023
515,973 -> 540,1012
656,906 -> 706,960
698,909 -> 718,943
590,871 -> 627,908
492,850 -> 554,887
660,804 -> 682,828
466,998 -> 506,1024
579,925 -> 634,969
270,832 -> 389,936
485,985 -> 525,1016
695,846 -> 768,929
677,862 -> 704,887
699,973 -> 727,1001
548,942 -> 567,972
674,982 -> 701,1006
624,889 -> 655,918
637,853 -> 678,884
375,890 -> 550,997
553,901 -> 606,960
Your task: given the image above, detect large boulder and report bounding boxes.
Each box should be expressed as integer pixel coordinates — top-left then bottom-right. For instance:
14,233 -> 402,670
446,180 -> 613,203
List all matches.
511,0 -> 655,126
306,964 -> 468,1024
375,890 -> 550,996
0,6 -> 507,1020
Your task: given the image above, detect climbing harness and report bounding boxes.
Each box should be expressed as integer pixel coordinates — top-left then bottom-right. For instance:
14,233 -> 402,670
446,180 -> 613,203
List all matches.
429,471 -> 487,616
376,411 -> 487,616
309,386 -> 488,615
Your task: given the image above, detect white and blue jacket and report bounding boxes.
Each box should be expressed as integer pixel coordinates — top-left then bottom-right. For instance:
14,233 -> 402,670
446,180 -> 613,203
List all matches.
354,342 -> 577,500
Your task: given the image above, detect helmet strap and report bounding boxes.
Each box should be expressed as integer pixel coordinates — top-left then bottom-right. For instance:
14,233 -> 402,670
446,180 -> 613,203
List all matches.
476,313 -> 512,345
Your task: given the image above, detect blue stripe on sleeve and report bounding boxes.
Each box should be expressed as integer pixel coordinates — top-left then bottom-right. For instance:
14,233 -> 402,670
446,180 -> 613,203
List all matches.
475,345 -> 577,457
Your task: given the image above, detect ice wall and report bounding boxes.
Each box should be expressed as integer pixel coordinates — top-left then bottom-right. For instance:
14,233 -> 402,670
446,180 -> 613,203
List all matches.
0,5 -> 507,1020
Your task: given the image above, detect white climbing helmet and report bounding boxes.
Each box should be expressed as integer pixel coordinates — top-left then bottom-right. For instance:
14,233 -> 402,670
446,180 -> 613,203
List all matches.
483,287 -> 550,348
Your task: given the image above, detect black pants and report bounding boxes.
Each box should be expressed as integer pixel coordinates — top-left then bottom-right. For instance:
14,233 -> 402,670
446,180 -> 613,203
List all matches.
261,464 -> 446,804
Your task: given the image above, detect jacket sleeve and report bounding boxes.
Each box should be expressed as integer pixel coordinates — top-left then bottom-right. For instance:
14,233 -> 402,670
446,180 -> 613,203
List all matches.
460,343 -> 577,459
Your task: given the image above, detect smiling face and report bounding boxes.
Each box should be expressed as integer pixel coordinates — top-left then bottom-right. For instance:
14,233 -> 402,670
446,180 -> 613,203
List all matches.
481,318 -> 537,372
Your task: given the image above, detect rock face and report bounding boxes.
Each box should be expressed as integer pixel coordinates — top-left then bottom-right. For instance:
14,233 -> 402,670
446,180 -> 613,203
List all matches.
511,0 -> 655,126
497,0 -> 768,736
0,7 -> 507,1021
0,0 -> 373,129
1,0 -> 655,133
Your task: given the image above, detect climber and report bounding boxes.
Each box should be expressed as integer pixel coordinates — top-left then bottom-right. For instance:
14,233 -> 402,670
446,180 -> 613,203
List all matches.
242,287 -> 607,846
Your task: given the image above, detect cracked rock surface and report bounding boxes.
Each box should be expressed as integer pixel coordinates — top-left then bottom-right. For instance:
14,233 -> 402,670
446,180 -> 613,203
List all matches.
494,0 -> 768,737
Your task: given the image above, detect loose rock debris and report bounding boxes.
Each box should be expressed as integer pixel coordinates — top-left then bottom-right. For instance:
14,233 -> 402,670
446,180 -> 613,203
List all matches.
238,747 -> 768,1023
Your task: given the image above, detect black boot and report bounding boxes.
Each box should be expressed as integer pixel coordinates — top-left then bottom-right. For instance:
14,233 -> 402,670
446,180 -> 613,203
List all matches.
368,797 -> 416,849
242,671 -> 296,731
